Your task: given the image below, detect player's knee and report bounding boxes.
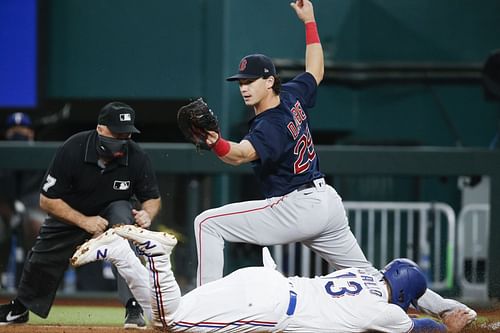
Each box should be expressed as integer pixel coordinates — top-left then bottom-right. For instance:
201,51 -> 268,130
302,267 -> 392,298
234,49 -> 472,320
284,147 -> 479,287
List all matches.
193,211 -> 220,237
194,211 -> 211,233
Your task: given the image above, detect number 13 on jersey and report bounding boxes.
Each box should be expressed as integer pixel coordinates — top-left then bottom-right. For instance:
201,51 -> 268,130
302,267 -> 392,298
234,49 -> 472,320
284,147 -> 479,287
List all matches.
323,272 -> 363,298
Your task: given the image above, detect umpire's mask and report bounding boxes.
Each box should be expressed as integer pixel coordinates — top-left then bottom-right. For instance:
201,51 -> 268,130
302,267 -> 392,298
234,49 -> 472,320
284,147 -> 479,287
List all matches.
97,135 -> 129,160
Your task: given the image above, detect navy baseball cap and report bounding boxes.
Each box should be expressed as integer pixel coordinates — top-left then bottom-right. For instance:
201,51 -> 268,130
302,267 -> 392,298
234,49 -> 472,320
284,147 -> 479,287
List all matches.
98,102 -> 140,134
6,112 -> 32,128
226,54 -> 277,81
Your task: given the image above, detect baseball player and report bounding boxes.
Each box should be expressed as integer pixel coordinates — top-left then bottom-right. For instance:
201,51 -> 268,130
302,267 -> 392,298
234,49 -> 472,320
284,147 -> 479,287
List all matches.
71,225 -> 470,332
194,0 -> 477,325
0,102 -> 160,328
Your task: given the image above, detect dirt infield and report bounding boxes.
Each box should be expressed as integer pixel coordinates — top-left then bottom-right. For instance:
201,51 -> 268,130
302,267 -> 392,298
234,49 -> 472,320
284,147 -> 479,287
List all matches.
0,326 -> 157,333
2,315 -> 500,333
2,319 -> 500,332
1,320 -> 500,333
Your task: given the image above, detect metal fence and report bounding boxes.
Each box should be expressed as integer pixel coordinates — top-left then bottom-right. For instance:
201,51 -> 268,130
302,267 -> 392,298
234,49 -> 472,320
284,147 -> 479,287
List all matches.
457,204 -> 490,301
272,201 -> 456,290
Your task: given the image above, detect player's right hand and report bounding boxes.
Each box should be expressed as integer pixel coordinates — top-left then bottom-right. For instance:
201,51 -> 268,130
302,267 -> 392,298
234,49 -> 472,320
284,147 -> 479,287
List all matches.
442,308 -> 472,333
81,215 -> 109,236
205,130 -> 219,147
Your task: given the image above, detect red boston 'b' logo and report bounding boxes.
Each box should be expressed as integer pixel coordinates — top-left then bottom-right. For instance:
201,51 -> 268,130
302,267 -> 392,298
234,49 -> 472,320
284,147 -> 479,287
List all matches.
239,59 -> 247,71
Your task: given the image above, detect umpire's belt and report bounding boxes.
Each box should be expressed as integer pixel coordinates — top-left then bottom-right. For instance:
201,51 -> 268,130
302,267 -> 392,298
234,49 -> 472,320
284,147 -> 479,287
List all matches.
287,290 -> 297,316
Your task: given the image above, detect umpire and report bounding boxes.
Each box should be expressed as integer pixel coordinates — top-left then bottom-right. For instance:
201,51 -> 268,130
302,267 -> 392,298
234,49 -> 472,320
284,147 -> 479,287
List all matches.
0,102 -> 161,329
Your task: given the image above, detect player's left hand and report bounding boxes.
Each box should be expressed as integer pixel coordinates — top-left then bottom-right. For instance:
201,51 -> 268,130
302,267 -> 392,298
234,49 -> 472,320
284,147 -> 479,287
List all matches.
132,209 -> 151,228
177,98 -> 220,151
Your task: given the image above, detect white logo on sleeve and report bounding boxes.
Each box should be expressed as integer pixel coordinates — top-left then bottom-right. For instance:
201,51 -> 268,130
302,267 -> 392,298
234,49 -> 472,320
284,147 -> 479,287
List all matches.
119,113 -> 131,121
42,174 -> 57,192
113,181 -> 130,190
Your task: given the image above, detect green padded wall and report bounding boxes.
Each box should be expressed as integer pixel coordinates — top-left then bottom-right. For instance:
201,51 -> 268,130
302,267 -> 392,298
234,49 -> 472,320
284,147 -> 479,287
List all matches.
46,0 -> 204,99
45,0 -> 499,146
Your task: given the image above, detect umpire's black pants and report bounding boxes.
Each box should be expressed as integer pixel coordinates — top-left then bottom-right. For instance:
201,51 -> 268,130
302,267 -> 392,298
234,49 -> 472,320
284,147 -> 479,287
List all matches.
17,200 -> 136,318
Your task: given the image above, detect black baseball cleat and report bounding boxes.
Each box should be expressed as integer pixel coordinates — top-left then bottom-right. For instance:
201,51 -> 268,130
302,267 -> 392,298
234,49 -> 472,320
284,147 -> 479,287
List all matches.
0,300 -> 29,325
124,298 -> 146,330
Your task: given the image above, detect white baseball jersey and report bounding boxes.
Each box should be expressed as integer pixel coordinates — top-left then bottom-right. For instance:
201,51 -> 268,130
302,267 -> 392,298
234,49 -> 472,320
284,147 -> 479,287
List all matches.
285,268 -> 413,332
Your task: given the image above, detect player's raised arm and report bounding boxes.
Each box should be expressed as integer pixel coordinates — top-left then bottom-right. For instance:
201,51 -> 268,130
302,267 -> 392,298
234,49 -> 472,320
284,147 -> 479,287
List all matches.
290,0 -> 324,85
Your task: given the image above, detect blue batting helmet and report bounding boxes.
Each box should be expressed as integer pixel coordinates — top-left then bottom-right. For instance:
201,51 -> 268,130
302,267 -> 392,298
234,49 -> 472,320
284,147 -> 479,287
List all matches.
6,112 -> 32,128
381,258 -> 427,311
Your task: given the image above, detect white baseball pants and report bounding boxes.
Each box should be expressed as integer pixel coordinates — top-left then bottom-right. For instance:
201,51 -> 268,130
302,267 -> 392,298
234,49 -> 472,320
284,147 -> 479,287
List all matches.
194,179 -> 375,286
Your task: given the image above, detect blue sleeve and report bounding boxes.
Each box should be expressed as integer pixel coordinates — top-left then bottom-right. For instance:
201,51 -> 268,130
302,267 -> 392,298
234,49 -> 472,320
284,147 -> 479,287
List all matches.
411,318 -> 447,332
244,118 -> 285,165
282,72 -> 317,108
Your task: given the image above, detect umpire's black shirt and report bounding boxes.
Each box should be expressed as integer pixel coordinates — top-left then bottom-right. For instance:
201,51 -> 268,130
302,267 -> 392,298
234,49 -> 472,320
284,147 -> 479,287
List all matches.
40,130 -> 160,216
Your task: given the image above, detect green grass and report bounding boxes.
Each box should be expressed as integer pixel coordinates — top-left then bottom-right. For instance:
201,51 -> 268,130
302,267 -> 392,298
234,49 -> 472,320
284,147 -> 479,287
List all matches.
28,305 -> 124,326
25,305 -> 500,329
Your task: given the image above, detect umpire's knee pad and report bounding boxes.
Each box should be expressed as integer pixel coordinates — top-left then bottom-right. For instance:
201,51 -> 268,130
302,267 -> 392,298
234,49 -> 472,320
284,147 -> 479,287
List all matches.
101,200 -> 134,226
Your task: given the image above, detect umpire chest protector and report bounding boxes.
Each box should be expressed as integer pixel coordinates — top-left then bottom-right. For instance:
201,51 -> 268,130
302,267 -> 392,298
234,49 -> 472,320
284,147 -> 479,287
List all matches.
41,130 -> 159,216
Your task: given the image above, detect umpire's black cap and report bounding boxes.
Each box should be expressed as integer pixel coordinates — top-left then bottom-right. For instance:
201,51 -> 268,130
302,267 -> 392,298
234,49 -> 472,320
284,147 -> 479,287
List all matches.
226,54 -> 276,81
98,102 -> 140,134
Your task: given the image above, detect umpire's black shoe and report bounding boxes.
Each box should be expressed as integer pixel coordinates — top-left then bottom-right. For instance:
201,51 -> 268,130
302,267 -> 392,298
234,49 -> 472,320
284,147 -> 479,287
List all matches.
0,300 -> 29,325
124,298 -> 146,330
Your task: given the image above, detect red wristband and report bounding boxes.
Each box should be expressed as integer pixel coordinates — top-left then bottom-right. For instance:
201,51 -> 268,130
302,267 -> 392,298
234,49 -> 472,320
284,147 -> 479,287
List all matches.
212,137 -> 231,157
305,21 -> 320,45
